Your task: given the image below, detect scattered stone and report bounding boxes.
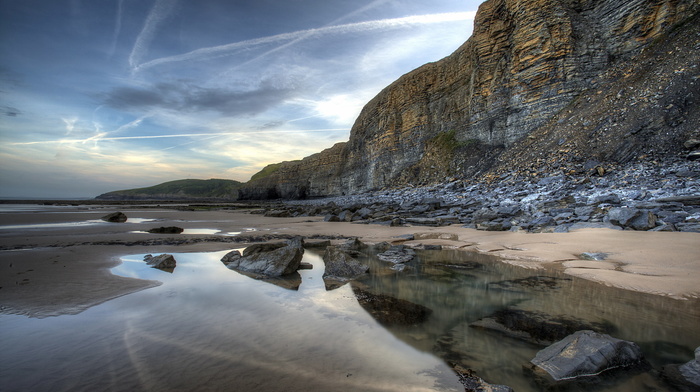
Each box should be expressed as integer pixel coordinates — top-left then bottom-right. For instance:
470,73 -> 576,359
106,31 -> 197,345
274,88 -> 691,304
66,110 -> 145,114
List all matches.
352,286 -> 432,326
147,226 -> 184,234
528,330 -> 645,382
101,211 -> 127,223
143,254 -> 176,270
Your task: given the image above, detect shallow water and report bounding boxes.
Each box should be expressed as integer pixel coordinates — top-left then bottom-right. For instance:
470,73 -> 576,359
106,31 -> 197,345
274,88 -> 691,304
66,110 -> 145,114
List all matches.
1,247 -> 698,392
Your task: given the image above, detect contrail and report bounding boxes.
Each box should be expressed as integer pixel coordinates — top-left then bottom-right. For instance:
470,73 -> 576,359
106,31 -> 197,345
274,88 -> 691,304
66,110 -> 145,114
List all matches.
108,0 -> 124,58
133,12 -> 476,72
11,129 -> 350,145
129,0 -> 179,69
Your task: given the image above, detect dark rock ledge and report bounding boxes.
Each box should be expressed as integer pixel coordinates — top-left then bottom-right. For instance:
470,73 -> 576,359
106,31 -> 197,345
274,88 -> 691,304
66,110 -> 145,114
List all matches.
253,159 -> 700,233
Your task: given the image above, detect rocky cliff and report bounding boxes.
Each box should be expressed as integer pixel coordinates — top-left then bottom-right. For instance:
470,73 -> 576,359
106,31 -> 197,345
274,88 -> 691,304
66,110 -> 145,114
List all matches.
239,0 -> 699,200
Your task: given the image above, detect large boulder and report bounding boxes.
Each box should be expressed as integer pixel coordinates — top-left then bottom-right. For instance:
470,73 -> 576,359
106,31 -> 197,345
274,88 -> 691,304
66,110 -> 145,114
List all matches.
221,237 -> 304,277
101,211 -> 127,223
143,254 -> 176,270
529,330 -> 644,382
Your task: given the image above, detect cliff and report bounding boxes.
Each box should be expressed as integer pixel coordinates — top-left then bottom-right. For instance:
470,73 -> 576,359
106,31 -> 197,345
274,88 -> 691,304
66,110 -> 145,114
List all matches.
239,0 -> 700,200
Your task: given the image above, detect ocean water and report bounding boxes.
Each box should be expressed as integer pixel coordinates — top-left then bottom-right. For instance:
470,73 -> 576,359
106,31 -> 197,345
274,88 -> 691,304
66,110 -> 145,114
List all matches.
1,247 -> 698,391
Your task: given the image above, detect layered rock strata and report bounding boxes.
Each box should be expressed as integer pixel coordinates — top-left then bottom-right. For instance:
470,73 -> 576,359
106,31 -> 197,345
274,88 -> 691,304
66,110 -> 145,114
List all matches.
239,0 -> 699,200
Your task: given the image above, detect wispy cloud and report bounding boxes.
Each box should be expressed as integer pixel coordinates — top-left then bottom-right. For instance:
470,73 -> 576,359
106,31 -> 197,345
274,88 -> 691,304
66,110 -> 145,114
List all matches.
132,12 -> 476,73
129,0 -> 179,69
9,129 -> 350,146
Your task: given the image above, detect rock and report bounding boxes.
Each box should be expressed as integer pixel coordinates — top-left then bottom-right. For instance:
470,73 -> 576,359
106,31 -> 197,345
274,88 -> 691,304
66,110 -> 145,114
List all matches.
352,286 -> 432,326
101,211 -> 127,223
221,250 -> 242,266
579,252 -> 609,261
414,232 -> 459,241
529,330 -> 645,382
470,308 -> 615,346
453,365 -> 514,392
324,214 -> 341,222
147,226 -> 184,234
684,139 -> 700,150
662,347 -> 700,392
222,237 -> 304,277
404,217 -> 440,226
607,207 -> 641,228
143,254 -> 176,270
488,276 -> 571,292
687,151 -> 700,161
376,245 -> 416,264
264,210 -> 290,218
629,211 -> 657,231
322,246 -> 369,281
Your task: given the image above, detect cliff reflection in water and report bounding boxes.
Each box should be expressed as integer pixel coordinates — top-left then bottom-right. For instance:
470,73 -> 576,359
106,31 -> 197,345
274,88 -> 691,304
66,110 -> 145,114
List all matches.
350,247 -> 700,392
2,247 -> 698,392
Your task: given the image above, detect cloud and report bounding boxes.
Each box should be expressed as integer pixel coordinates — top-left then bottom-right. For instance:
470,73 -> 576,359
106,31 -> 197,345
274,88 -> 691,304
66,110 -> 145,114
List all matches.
2,106 -> 21,117
129,0 -> 179,68
132,12 -> 476,73
102,79 -> 297,116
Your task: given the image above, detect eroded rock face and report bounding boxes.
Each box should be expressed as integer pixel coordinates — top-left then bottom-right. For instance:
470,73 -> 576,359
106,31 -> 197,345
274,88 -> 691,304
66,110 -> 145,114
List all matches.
238,0 -> 699,200
529,330 -> 645,382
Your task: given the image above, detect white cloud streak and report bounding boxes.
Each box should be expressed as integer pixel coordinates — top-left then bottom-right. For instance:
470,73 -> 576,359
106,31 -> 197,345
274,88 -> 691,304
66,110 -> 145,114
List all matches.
10,129 -> 350,145
132,12 -> 476,73
129,0 -> 179,69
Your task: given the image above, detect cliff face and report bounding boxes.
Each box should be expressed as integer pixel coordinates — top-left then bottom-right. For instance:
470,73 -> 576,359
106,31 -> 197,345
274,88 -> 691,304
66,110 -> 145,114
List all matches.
239,0 -> 699,200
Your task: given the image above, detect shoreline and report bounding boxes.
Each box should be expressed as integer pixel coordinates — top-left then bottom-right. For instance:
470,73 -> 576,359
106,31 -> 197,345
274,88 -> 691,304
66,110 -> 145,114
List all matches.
1,206 -> 698,318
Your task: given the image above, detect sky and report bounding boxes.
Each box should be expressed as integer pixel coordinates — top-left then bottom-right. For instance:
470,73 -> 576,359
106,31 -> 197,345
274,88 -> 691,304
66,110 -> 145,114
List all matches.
0,0 -> 480,198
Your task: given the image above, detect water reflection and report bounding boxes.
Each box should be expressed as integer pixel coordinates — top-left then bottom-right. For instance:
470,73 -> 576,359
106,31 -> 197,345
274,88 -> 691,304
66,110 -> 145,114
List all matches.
352,248 -> 700,392
0,250 -> 462,392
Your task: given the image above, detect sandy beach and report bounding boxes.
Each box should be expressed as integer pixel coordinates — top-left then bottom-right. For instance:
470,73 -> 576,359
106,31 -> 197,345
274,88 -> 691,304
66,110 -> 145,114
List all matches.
1,204 -> 698,318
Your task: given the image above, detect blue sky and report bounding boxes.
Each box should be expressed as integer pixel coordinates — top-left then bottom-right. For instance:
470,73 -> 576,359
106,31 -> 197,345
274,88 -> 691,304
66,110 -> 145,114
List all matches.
0,0 -> 479,198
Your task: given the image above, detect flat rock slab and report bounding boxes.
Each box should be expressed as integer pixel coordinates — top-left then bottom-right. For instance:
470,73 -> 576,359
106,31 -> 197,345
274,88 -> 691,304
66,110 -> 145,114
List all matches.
529,330 -> 644,382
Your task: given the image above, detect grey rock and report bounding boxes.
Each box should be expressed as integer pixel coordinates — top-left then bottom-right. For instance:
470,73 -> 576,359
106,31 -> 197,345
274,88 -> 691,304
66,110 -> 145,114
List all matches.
377,245 -> 416,264
101,211 -> 127,223
223,237 -> 304,277
322,246 -> 369,281
147,226 -> 184,234
453,365 -> 514,392
629,211 -> 657,231
529,330 -> 644,382
608,207 -> 641,227
144,254 -> 176,270
679,347 -> 700,386
324,214 -> 341,222
579,252 -> 609,261
264,210 -> 290,218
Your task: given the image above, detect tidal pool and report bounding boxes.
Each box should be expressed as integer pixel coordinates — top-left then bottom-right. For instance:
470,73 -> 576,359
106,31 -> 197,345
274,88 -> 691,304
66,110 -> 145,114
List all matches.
1,247 -> 698,392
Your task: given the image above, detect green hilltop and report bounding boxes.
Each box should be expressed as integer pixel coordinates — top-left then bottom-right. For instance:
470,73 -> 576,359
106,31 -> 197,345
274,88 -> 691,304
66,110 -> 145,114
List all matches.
95,179 -> 242,201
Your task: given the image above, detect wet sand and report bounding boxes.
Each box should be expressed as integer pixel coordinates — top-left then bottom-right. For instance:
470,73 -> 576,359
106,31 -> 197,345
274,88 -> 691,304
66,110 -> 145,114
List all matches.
1,206 -> 698,317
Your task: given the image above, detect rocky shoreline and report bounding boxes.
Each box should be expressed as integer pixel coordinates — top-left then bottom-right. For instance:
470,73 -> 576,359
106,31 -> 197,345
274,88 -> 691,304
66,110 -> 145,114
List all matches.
259,158 -> 699,233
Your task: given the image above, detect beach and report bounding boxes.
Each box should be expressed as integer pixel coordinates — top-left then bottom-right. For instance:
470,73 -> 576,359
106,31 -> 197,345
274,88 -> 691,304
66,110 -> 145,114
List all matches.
1,203 -> 698,318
